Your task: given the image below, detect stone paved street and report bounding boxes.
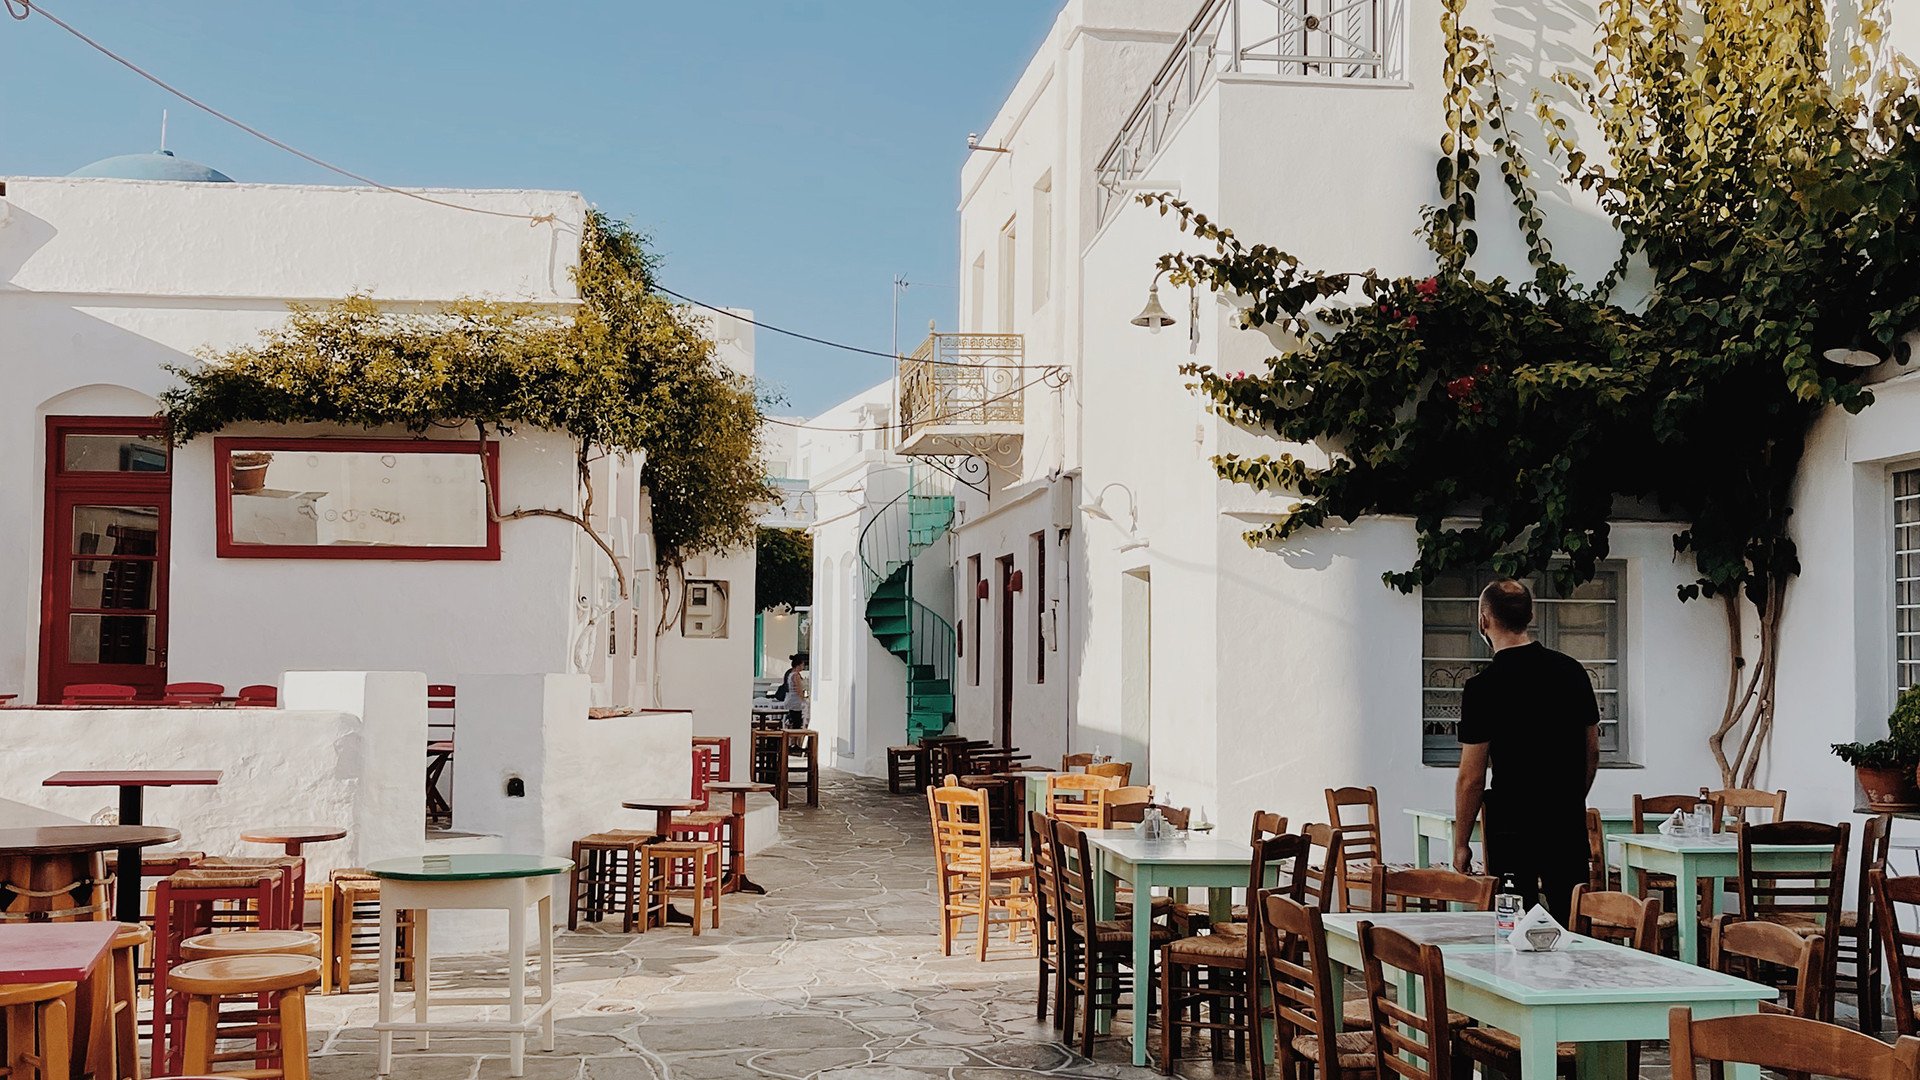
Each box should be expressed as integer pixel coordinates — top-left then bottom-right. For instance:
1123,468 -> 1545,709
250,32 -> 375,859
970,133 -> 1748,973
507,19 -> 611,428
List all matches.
305,771 -> 1180,1080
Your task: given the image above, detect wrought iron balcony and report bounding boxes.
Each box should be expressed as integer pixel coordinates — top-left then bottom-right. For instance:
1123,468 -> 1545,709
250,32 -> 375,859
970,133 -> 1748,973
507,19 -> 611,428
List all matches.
896,332 -> 1027,463
1094,0 -> 1406,223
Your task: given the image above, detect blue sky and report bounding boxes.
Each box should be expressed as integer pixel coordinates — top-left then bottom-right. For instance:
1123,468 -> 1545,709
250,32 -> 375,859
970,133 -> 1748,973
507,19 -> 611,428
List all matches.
0,1 -> 1060,415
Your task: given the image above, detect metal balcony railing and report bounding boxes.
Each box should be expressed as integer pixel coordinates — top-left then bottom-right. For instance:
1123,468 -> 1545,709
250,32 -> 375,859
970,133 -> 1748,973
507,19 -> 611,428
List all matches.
896,332 -> 1026,456
1094,0 -> 1407,223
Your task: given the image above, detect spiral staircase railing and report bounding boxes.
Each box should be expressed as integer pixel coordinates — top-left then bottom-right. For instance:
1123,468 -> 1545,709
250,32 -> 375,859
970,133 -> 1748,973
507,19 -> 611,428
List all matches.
857,465 -> 957,741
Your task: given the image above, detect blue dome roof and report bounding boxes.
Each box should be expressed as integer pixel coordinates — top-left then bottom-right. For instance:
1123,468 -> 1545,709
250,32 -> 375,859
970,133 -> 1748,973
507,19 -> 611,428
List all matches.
69,150 -> 233,183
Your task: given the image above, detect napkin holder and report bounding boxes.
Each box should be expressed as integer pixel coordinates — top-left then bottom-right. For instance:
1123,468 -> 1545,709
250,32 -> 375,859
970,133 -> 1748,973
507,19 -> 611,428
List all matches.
1135,807 -> 1179,842
1508,904 -> 1565,952
1657,809 -> 1689,837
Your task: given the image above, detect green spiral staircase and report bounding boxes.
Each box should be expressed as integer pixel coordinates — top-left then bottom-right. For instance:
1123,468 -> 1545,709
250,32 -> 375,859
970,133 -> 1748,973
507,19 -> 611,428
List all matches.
859,470 -> 957,742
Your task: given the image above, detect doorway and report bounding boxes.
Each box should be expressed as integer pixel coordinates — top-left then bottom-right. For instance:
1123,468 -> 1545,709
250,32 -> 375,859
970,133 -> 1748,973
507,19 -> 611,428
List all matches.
40,418 -> 173,702
1119,569 -> 1152,780
997,554 -> 1015,748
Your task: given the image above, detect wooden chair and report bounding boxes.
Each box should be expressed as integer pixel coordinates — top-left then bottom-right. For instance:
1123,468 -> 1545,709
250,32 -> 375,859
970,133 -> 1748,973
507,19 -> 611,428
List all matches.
328,870 -> 416,995
170,954 -> 319,1080
236,683 -> 278,707
1326,786 -> 1389,912
1461,888 -> 1662,1080
60,682 -> 136,705
1262,891 -> 1375,1080
1062,752 -> 1099,771
1631,792 -> 1720,944
930,779 -> 1036,960
1171,811 -> 1284,932
1367,866 -> 1496,913
1586,808 -> 1618,891
1300,823 -> 1345,911
1709,915 -> 1825,1018
94,923 -> 148,1080
160,681 -> 226,705
1360,921 -> 1463,1080
1669,1007 -> 1920,1080
1027,811 -> 1067,1036
1738,819 -> 1849,1021
568,830 -> 656,932
1100,786 -> 1156,825
1086,761 -> 1132,784
1161,832 -> 1307,1077
886,744 -> 928,794
1840,813 -> 1893,1032
1712,787 -> 1788,824
0,980 -> 75,1080
1105,800 -> 1185,829
1051,817 -> 1173,1055
1045,773 -> 1119,831
1873,869 -> 1920,1037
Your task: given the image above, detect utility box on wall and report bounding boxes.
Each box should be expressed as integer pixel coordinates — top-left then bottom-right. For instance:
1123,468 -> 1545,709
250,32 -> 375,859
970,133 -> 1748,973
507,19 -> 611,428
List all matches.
682,579 -> 730,638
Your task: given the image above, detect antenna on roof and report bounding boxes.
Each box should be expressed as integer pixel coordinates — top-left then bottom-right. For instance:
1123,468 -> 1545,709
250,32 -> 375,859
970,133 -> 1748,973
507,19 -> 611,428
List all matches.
159,108 -> 168,152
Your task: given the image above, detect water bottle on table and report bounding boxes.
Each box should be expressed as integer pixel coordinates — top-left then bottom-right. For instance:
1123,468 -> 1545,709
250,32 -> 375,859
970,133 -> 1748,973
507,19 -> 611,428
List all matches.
1495,874 -> 1523,938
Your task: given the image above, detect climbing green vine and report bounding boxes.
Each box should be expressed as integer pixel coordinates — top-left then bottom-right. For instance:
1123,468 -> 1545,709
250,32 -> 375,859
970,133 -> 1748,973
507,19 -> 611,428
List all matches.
1156,0 -> 1920,784
161,211 -> 771,602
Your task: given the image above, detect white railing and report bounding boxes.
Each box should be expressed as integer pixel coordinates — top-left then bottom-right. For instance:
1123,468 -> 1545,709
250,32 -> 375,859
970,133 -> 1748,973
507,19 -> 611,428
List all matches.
1093,0 -> 1406,222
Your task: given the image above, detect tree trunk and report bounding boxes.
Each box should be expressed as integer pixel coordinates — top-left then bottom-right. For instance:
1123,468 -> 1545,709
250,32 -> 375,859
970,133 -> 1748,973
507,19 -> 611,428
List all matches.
1708,579 -> 1784,787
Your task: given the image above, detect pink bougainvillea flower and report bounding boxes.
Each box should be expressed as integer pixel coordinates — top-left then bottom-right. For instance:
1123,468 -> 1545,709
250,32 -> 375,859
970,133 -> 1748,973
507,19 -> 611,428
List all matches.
1415,276 -> 1440,299
1445,376 -> 1476,401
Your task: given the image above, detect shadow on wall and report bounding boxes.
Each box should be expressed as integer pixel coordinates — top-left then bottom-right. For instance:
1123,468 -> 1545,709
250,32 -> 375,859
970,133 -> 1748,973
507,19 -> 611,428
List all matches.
0,200 -> 57,286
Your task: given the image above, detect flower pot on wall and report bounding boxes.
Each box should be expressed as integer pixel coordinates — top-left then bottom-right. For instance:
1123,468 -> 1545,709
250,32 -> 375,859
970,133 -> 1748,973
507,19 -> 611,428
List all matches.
1860,764 -> 1920,811
229,451 -> 273,494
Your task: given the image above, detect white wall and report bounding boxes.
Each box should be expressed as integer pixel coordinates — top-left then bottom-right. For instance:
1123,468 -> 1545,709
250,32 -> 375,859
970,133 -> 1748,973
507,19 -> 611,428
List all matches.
3,671 -> 426,881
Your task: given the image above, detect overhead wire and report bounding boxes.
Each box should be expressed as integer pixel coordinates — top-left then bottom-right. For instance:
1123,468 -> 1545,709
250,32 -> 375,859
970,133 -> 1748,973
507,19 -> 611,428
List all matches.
757,370 -> 1056,435
5,0 -> 1064,384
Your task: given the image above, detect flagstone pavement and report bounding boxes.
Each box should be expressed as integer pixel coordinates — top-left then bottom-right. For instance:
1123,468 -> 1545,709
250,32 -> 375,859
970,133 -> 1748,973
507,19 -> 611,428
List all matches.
306,771 -> 1179,1080
301,771 -> 1710,1080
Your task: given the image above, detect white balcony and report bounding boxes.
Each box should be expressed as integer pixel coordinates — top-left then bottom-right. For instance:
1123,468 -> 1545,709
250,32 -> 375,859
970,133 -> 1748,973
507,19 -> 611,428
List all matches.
896,332 -> 1027,462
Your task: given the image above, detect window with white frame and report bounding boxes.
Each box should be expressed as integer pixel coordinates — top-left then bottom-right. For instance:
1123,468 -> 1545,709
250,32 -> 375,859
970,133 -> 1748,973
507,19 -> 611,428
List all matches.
1898,469 -> 1920,692
1421,565 -> 1627,766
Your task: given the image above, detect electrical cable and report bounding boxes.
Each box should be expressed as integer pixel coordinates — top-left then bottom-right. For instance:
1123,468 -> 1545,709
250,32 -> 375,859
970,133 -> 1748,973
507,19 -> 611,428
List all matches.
658,285 -> 1060,371
5,0 -> 556,223
757,370 -> 1055,434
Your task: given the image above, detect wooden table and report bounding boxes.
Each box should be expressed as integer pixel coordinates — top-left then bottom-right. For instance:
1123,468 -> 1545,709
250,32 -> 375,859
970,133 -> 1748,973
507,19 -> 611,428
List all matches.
1615,832 -> 1838,965
1084,828 -> 1276,1066
240,825 -> 348,857
1407,807 -> 1650,868
369,854 -> 571,1078
703,782 -> 774,895
43,770 -> 221,922
0,824 -> 180,922
0,921 -> 117,983
1320,911 -> 1774,1079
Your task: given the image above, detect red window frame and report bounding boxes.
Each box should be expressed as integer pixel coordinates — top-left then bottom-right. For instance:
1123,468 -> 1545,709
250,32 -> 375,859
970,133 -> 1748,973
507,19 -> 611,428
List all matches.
213,436 -> 501,561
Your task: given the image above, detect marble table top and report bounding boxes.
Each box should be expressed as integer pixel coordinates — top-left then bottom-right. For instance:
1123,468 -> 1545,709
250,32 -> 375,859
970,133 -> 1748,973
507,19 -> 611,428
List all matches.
1083,829 -> 1255,866
1613,832 -> 1833,854
1322,910 -> 1507,947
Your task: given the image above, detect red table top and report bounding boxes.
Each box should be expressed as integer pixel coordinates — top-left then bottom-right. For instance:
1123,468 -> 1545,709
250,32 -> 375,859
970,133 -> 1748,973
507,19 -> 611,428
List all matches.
621,800 -> 703,811
44,770 -> 223,788
0,922 -> 116,984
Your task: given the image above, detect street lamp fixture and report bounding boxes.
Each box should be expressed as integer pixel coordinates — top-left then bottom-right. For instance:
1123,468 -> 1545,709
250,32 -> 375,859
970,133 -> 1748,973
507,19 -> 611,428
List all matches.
1082,481 -> 1149,551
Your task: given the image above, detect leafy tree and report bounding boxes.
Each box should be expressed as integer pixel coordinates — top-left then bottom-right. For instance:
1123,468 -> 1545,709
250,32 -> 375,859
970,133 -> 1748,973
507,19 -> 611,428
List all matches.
161,211 -> 772,607
1158,0 -> 1920,783
755,527 -> 813,613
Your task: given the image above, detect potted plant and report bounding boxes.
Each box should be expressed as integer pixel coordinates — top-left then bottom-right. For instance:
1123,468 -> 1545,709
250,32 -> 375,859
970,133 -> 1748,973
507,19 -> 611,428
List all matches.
1832,739 -> 1920,811
229,450 -> 274,494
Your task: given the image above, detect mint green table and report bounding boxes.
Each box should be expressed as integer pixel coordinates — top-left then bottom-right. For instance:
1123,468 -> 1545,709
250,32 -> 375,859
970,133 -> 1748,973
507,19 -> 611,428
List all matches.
1613,832 -> 1835,965
1321,911 -> 1775,1080
1405,807 -> 1647,868
369,854 -> 574,1078
1084,829 -> 1274,1066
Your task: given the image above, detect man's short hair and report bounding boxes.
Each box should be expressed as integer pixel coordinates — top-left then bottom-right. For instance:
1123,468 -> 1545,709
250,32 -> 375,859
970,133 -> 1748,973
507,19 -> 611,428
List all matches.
1479,579 -> 1534,634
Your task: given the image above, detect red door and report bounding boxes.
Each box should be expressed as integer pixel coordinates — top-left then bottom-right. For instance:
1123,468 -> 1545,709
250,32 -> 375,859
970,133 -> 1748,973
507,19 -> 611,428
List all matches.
40,418 -> 172,703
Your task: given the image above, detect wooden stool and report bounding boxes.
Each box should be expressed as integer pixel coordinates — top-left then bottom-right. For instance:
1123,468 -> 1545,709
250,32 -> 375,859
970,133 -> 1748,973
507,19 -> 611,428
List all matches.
88,923 -> 149,1080
152,866 -> 284,1077
169,954 -> 319,1080
691,735 -> 732,783
328,874 -> 415,994
182,929 -> 323,960
568,831 -> 659,932
302,883 -> 334,992
886,745 -> 928,794
0,981 -> 76,1080
642,842 -> 722,935
197,856 -> 303,928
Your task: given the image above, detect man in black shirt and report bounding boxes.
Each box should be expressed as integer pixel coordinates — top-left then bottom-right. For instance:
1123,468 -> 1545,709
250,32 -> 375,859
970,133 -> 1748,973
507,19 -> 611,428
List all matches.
1452,579 -> 1599,923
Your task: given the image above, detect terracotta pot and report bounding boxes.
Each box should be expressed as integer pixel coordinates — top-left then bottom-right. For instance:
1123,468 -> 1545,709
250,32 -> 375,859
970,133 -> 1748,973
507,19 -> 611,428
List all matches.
1858,764 -> 1920,811
229,453 -> 273,494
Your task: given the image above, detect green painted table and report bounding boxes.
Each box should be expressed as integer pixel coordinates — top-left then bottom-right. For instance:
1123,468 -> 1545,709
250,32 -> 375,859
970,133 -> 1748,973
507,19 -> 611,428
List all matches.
1613,832 -> 1836,965
368,854 -> 573,1078
1321,911 -> 1775,1080
1084,828 -> 1275,1066
1405,807 -> 1649,868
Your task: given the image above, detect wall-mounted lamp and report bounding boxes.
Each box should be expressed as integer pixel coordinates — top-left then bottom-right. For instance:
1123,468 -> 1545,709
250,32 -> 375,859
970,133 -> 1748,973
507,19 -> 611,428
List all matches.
976,579 -> 992,599
1008,569 -> 1025,593
1081,481 -> 1149,552
967,133 -> 1013,154
1131,271 -> 1176,333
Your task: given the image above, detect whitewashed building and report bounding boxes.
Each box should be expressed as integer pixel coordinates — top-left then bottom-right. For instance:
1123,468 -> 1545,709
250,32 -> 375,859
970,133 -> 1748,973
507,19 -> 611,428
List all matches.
0,153 -> 759,832
916,0 -> 1920,859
